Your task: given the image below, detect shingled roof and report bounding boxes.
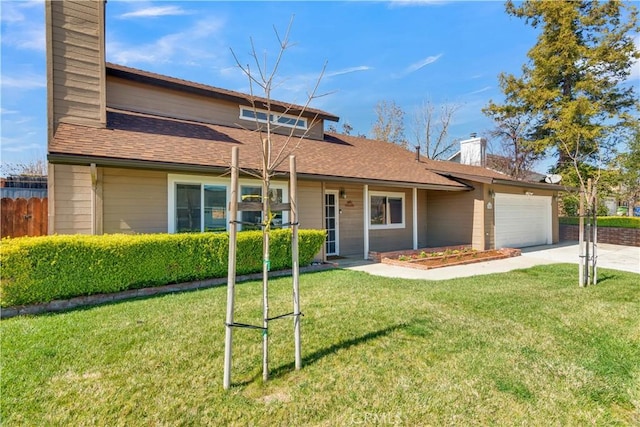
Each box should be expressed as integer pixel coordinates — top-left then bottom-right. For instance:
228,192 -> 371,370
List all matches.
49,109 -> 468,190
106,63 -> 340,123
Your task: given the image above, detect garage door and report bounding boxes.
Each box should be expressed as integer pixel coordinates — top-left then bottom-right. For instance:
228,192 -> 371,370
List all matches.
494,193 -> 552,248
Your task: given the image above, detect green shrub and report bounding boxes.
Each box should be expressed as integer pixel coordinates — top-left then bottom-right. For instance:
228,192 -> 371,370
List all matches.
0,229 -> 326,307
559,216 -> 640,229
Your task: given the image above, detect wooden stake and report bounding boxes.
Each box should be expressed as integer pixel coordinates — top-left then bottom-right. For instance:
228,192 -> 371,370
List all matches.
579,190 -> 585,287
223,146 -> 239,389
262,177 -> 270,382
290,155 -> 301,370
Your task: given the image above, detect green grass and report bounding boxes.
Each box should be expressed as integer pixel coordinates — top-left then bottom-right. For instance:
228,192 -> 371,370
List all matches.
2,265 -> 639,425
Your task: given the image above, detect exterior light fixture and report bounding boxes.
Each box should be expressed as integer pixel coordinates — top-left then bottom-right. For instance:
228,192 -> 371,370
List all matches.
340,188 -> 347,199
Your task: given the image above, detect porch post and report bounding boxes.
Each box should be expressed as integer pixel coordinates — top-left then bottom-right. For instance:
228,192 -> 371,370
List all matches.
413,187 -> 418,250
363,185 -> 369,260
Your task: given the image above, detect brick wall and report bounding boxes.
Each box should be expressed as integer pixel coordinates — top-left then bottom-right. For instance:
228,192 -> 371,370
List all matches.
560,224 -> 639,247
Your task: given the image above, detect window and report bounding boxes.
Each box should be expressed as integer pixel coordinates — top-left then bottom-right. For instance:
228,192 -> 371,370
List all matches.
175,184 -> 227,233
176,184 -> 201,232
241,185 -> 284,231
168,175 -> 288,234
239,107 -> 307,130
369,191 -> 405,229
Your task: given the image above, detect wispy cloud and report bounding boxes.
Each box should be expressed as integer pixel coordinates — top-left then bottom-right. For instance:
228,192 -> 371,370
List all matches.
0,1 -> 45,51
107,18 -> 224,65
0,75 -> 46,90
406,54 -> 443,74
119,6 -> 190,19
468,86 -> 492,95
326,66 -> 372,78
0,108 -> 19,115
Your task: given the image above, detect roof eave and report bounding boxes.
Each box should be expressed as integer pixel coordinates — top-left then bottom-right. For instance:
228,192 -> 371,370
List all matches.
47,153 -> 470,191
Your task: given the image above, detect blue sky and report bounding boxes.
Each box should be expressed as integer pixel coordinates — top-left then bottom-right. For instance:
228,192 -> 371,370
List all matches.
2,0 -> 638,173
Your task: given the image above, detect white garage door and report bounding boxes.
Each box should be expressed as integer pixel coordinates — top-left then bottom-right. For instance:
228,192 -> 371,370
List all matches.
495,193 -> 552,248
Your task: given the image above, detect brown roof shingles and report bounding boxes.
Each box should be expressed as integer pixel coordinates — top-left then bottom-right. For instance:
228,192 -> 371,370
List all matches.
49,110 -> 466,189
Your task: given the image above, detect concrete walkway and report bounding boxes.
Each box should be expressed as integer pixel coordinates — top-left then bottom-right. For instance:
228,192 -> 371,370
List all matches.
340,242 -> 639,280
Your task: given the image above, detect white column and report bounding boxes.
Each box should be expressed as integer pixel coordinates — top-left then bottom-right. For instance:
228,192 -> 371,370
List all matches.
413,187 -> 418,250
363,185 -> 369,260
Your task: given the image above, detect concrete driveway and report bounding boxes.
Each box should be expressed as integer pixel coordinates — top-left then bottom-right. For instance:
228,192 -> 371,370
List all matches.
346,242 -> 639,280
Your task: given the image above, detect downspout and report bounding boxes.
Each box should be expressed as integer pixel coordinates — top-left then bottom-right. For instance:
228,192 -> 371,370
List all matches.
363,185 -> 369,260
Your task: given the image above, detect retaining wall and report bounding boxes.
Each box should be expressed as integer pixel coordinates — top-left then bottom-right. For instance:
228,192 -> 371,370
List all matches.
559,224 -> 639,247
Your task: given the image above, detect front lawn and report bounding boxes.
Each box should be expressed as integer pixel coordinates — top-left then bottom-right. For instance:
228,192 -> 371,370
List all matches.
2,265 -> 639,425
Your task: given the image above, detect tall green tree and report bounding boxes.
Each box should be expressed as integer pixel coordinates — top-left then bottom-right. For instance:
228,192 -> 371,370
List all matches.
485,0 -> 639,175
486,0 -> 639,286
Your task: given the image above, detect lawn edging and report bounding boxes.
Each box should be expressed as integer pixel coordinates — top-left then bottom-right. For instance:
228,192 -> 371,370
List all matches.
0,263 -> 334,319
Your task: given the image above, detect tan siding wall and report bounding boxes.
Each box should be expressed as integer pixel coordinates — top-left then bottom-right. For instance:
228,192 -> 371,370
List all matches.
107,77 -> 324,140
426,188 -> 483,248
47,1 -> 105,132
297,181 -> 323,230
493,184 -> 559,243
102,168 -> 168,234
484,186 -> 494,250
369,187 -> 414,252
417,189 -> 428,248
52,164 -> 93,234
325,183 -> 364,256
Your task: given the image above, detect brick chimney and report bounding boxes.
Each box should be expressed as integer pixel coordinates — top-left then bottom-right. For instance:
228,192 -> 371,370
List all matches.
459,134 -> 487,167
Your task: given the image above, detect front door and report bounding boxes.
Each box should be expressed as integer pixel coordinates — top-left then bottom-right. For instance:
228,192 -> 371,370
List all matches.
325,191 -> 339,256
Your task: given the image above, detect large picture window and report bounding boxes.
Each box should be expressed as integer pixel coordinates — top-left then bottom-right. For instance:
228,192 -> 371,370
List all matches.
168,174 -> 288,234
369,191 -> 405,229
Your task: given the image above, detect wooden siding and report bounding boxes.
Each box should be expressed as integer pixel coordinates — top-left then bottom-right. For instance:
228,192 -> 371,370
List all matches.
297,181 -> 322,230
51,164 -> 93,234
102,168 -> 168,234
369,187 -> 415,253
426,187 -> 483,249
417,189 -> 428,248
107,77 -> 324,140
326,183 -> 364,256
47,0 -> 105,135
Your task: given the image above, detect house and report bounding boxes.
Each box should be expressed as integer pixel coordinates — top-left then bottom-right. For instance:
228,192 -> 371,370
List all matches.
45,0 -> 562,259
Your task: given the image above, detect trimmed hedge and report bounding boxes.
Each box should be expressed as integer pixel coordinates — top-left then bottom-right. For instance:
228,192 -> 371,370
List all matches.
559,216 -> 640,229
0,229 -> 326,307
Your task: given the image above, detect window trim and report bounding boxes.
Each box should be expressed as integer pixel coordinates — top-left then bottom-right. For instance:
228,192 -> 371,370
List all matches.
368,191 -> 406,230
239,106 -> 308,130
168,174 -> 288,233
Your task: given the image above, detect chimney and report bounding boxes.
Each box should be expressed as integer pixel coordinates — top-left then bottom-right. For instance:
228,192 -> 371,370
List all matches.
459,134 -> 486,167
46,0 -> 107,142
415,145 -> 421,161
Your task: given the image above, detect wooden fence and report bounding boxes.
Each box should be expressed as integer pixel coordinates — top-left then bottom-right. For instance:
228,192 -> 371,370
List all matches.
1,198 -> 48,238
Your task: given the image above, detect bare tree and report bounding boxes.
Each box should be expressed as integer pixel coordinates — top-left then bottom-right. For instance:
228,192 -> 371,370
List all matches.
485,113 -> 544,180
371,100 -> 406,147
224,17 -> 328,387
411,100 -> 460,160
1,158 -> 47,177
327,121 -> 353,135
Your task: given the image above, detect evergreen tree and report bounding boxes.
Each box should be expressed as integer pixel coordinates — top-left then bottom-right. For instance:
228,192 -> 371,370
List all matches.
485,0 -> 639,173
